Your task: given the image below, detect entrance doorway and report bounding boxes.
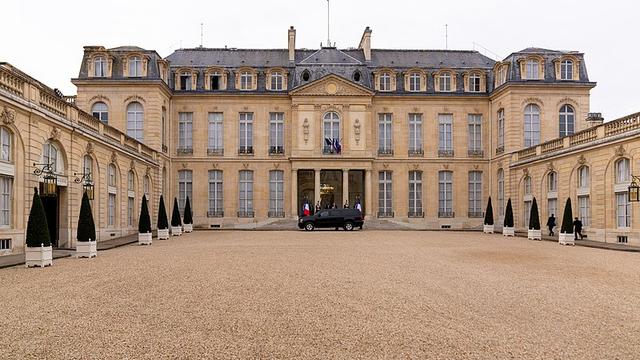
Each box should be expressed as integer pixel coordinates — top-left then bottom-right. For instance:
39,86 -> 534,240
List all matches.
296,169 -> 366,215
320,170 -> 342,209
40,184 -> 59,247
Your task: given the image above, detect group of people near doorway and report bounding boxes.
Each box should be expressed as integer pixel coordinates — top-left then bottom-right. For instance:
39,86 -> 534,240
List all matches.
545,214 -> 584,240
301,196 -> 362,216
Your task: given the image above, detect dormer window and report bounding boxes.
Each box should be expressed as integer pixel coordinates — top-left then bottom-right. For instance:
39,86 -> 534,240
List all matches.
180,74 -> 192,90
352,71 -> 361,82
270,71 -> 283,91
438,73 -> 452,92
495,64 -> 508,87
129,56 -> 142,77
409,73 -> 421,92
525,59 -> 539,79
560,60 -> 573,80
301,70 -> 311,82
240,71 -> 253,90
210,72 -> 221,90
469,73 -> 481,92
94,57 -> 106,77
380,72 -> 391,91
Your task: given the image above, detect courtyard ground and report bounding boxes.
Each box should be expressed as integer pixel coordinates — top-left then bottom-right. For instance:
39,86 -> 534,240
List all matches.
0,230 -> 638,359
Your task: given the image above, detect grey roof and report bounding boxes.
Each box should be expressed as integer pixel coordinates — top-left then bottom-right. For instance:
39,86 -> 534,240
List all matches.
299,48 -> 363,65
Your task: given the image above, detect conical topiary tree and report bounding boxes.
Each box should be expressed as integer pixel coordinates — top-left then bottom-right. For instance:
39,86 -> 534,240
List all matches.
157,195 -> 169,230
26,188 -> 51,248
77,191 -> 96,242
504,198 -> 514,228
560,197 -> 573,234
529,197 -> 540,230
183,196 -> 193,224
138,194 -> 151,234
484,197 -> 494,226
171,197 -> 182,227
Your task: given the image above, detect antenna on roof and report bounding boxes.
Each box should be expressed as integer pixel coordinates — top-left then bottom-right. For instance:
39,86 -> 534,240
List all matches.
200,23 -> 204,48
445,24 -> 448,50
327,0 -> 331,47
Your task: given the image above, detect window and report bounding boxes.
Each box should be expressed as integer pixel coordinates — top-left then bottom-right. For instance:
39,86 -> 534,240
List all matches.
127,197 -> 134,227
239,113 -> 253,154
560,60 -> 573,80
43,142 -> 59,173
323,112 -> 341,154
559,105 -> 575,137
126,102 -> 144,141
352,71 -> 361,82
409,72 -> 421,91
108,193 -> 115,227
129,56 -> 142,77
497,109 -> 505,151
468,171 -> 482,217
616,193 -> 631,228
208,112 -> 224,154
439,171 -> 453,217
240,71 -> 253,90
83,155 -> 92,180
548,198 -> 557,219
0,238 -> 10,250
143,175 -> 150,198
524,200 -> 532,227
270,72 -> 283,91
496,65 -> 508,87
578,166 -> 589,189
0,176 -> 12,226
408,113 -> 423,155
128,171 -> 134,192
269,113 -> 284,154
378,113 -> 393,154
210,72 -> 221,90
408,171 -> 423,216
178,170 -> 192,213
524,176 -> 532,195
161,107 -> 167,150
208,170 -> 223,216
0,127 -> 11,162
468,114 -> 482,153
469,73 -> 481,92
497,169 -> 504,217
578,195 -> 590,227
108,164 -> 116,187
548,172 -> 557,192
378,171 -> 393,217
615,158 -> 630,184
439,73 -> 452,92
178,112 -> 193,151
438,114 -> 453,153
301,70 -> 310,82
94,57 -> 106,77
238,170 -> 253,216
180,74 -> 192,90
269,170 -> 284,217
524,104 -> 540,147
379,72 -> 391,91
525,59 -> 539,79
91,102 -> 108,123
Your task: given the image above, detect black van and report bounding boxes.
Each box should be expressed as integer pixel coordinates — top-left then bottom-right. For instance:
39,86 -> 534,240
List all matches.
298,208 -> 364,231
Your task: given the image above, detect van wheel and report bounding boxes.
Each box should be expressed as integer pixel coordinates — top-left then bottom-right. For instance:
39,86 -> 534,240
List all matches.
304,222 -> 314,231
344,222 -> 354,231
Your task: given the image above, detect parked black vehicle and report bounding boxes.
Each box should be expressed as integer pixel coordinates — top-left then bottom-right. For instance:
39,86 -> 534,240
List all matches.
298,208 -> 364,231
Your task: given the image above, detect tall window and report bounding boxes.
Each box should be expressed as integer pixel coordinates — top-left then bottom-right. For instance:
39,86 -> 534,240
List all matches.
94,57 -> 106,77
379,72 -> 391,91
525,59 -> 539,79
560,60 -> 573,80
129,56 -> 142,77
548,198 -> 557,219
108,164 -> 116,187
270,72 -> 283,91
323,112 -> 340,154
378,113 -> 393,154
127,197 -> 135,227
524,104 -> 540,147
43,142 -> 59,173
0,127 -> 12,162
524,176 -> 532,195
469,73 -> 481,92
108,193 -> 115,227
161,107 -> 167,149
269,170 -> 284,217
408,171 -> 423,216
238,170 -> 254,216
0,176 -> 12,226
524,200 -> 532,227
438,171 -> 453,217
143,175 -> 150,199
240,71 -> 253,90
409,73 -> 421,91
208,112 -> 224,153
615,158 -> 630,183
208,170 -> 223,216
578,195 -> 590,227
497,169 -> 504,217
438,114 -> 453,153
439,73 -> 452,91
559,105 -> 575,137
269,113 -> 284,154
468,171 -> 482,217
497,109 -> 505,150
127,171 -> 134,192
180,73 -> 192,90
616,193 -> 631,228
91,102 -> 108,123
178,112 -> 193,151
468,114 -> 482,153
239,112 -> 254,154
83,155 -> 92,181
547,172 -> 557,192
578,166 -> 589,189
378,171 -> 393,217
408,114 -> 423,154
126,102 -> 144,141
178,170 -> 192,213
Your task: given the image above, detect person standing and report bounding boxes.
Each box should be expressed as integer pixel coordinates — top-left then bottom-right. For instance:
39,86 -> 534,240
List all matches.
315,201 -> 321,214
546,214 -> 556,236
573,217 -> 583,240
343,201 -> 349,208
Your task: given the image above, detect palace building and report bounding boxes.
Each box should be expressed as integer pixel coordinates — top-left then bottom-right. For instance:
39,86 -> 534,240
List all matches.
1,26 -> 639,256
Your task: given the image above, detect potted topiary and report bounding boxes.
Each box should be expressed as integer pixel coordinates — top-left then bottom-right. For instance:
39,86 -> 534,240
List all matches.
138,194 -> 152,245
559,197 -> 575,245
170,197 -> 182,236
527,197 -> 542,240
483,197 -> 494,234
25,188 -> 52,267
502,198 -> 515,236
183,196 -> 193,233
157,195 -> 169,240
76,191 -> 97,258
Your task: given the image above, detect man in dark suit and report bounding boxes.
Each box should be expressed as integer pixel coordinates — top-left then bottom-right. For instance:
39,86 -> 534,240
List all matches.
546,214 -> 556,236
573,217 -> 584,240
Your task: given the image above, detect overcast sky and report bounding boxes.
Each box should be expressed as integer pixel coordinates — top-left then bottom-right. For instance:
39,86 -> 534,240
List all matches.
1,0 -> 636,120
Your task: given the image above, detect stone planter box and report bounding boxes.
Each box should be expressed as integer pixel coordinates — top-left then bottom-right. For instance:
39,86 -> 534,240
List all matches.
76,240 -> 97,258
157,228 -> 169,240
171,226 -> 182,236
502,226 -> 515,236
183,224 -> 193,233
25,245 -> 53,268
527,229 -> 542,240
483,224 -> 494,234
559,232 -> 575,245
138,232 -> 152,245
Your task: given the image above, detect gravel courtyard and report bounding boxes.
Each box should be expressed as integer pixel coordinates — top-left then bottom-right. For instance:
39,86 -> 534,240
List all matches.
1,230 -> 639,359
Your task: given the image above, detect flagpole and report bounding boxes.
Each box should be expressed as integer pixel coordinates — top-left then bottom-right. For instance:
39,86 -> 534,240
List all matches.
327,0 -> 330,47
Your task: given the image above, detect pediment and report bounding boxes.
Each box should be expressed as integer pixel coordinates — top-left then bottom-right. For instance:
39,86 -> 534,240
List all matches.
290,74 -> 374,97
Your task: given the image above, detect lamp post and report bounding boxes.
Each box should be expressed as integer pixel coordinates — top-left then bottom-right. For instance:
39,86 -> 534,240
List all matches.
74,171 -> 94,200
33,162 -> 57,197
629,175 -> 640,202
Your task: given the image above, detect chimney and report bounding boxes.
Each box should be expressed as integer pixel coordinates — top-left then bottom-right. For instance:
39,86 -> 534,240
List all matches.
586,112 -> 604,127
358,26 -> 372,62
288,26 -> 296,63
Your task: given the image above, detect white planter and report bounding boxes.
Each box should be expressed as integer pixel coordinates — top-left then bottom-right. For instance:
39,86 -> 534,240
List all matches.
25,244 -> 53,268
502,227 -> 515,237
76,240 -> 97,258
171,226 -> 182,236
157,228 -> 169,240
138,232 -> 152,245
559,232 -> 575,245
483,224 -> 494,234
183,223 -> 193,233
527,229 -> 542,240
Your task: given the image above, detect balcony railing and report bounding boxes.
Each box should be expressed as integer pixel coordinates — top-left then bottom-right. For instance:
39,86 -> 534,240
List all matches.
408,211 -> 424,218
377,210 -> 394,218
468,211 -> 483,218
468,149 -> 484,158
176,147 -> 193,155
438,149 -> 454,157
438,211 -> 455,218
237,210 -> 254,218
207,148 -> 224,156
378,148 -> 394,156
238,146 -> 254,155
207,210 -> 224,218
408,149 -> 424,157
268,210 -> 285,218
269,146 -> 284,155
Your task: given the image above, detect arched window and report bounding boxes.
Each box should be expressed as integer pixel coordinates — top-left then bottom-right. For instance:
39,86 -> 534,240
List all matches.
94,57 -> 106,77
126,102 -> 144,141
143,175 -> 150,197
352,70 -> 361,82
91,102 -> 108,123
547,171 -> 557,192
322,112 -> 341,154
129,56 -> 142,77
127,171 -> 135,192
0,127 -> 12,162
560,60 -> 573,80
43,142 -> 63,174
409,72 -> 421,91
108,164 -> 116,187
83,155 -> 93,179
578,166 -> 589,189
379,72 -> 391,91
615,158 -> 630,184
524,176 -> 532,195
301,70 -> 311,82
497,169 -> 504,216
559,105 -> 575,137
524,104 -> 540,147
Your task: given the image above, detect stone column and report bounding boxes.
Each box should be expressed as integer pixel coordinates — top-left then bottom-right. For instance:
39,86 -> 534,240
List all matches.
365,169 -> 372,217
314,169 -> 321,207
343,169 -> 349,207
291,169 -> 298,218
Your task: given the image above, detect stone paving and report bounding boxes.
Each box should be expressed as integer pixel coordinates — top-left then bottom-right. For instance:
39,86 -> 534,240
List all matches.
0,230 -> 638,359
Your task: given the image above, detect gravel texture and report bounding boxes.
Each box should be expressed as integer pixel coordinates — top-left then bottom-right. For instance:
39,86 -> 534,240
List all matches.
1,230 -> 639,359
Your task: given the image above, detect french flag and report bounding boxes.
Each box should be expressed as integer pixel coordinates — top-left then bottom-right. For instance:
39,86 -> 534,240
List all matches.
303,202 -> 310,216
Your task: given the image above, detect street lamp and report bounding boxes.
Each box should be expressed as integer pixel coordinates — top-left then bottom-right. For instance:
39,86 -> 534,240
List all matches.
33,162 -> 57,197
74,172 -> 94,200
629,176 -> 640,203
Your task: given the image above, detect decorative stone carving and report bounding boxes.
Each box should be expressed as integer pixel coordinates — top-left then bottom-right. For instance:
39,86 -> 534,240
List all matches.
181,163 -> 187,169
145,166 -> 151,176
212,163 -> 219,169
443,164 -> 450,169
546,162 -> 554,171
523,168 -> 529,176
303,118 -> 310,144
290,74 -> 374,96
1,106 -> 16,125
473,164 -> 479,170
130,160 -> 135,170
242,163 -> 249,169
124,95 -> 145,104
110,151 -> 118,164
577,154 -> 586,165
412,164 -> 420,170
49,127 -> 61,141
521,97 -> 544,106
615,145 -> 625,156
273,163 -> 280,169
354,119 -> 361,145
382,163 -> 389,169
85,142 -> 94,155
